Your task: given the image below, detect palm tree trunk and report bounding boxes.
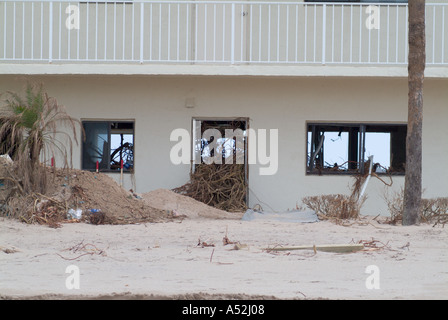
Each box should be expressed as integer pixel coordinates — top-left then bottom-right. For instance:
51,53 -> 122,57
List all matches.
403,0 -> 425,225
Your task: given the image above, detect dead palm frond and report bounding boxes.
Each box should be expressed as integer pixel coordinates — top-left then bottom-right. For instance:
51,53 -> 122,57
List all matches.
0,82 -> 81,194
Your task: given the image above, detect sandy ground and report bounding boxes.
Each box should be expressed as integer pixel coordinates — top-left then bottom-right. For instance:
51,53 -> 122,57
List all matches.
1,216 -> 447,300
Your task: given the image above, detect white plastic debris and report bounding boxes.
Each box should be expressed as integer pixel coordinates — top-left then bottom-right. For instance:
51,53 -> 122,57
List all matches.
67,208 -> 83,220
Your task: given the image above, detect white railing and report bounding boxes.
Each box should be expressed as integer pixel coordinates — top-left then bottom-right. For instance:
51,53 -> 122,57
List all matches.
0,1 -> 447,65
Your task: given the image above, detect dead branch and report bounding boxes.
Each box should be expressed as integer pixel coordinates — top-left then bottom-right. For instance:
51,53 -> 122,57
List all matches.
222,225 -> 238,246
198,238 -> 215,248
57,240 -> 106,260
56,252 -> 95,261
352,238 -> 392,251
173,163 -> 247,212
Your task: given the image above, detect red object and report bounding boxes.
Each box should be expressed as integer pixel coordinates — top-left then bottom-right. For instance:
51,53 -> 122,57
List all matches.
51,157 -> 54,167
96,161 -> 99,172
120,159 -> 124,169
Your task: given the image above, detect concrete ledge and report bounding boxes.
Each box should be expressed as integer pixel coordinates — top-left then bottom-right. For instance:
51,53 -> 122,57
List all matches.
1,63 -> 447,78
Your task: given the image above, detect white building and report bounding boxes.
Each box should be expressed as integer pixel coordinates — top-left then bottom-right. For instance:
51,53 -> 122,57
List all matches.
1,0 -> 447,215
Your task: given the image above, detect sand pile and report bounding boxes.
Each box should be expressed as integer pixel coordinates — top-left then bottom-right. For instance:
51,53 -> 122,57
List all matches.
142,188 -> 244,220
56,169 -> 171,224
1,167 -> 172,226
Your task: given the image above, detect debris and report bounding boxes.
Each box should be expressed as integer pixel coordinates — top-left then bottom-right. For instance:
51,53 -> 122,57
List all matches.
172,209 -> 187,219
301,194 -> 363,221
1,246 -> 19,254
89,210 -> 105,225
232,243 -> 248,251
222,226 -> 238,245
173,163 -> 247,212
67,208 -> 83,220
198,238 -> 215,248
263,244 -> 364,254
399,242 -> 411,250
56,240 -> 106,260
222,236 -> 238,246
2,167 -> 172,226
354,238 -> 391,251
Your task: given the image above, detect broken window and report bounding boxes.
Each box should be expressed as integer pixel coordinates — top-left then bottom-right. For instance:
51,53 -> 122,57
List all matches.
307,123 -> 406,175
82,121 -> 134,172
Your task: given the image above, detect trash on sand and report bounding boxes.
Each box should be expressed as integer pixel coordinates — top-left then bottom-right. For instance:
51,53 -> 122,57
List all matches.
89,209 -> 105,225
67,208 -> 83,220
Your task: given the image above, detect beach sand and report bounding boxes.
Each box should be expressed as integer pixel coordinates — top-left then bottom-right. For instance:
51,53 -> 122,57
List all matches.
1,214 -> 447,300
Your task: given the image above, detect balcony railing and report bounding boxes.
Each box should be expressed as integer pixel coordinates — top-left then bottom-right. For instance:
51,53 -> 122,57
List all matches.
1,1 -> 447,66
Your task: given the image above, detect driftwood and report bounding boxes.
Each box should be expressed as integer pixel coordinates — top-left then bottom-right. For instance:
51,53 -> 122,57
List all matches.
264,244 -> 364,254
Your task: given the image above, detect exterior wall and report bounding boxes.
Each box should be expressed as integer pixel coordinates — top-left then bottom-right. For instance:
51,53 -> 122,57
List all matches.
0,74 -> 447,216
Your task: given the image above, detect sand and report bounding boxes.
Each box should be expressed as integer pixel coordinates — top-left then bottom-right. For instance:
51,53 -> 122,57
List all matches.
141,188 -> 244,220
1,215 -> 447,300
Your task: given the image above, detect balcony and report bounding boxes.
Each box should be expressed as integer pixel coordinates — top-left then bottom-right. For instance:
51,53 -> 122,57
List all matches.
1,1 -> 447,77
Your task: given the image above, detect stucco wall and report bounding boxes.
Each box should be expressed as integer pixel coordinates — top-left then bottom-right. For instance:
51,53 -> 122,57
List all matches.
0,74 -> 446,216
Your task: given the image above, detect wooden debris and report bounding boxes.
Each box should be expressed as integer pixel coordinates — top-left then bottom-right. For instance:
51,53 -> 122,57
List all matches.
173,163 -> 247,212
1,246 -> 19,254
264,244 -> 364,254
222,226 -> 238,246
354,238 -> 391,251
197,238 -> 215,248
232,243 -> 248,250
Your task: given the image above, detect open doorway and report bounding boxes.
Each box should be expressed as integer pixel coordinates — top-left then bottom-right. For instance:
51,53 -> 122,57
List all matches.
190,117 -> 249,210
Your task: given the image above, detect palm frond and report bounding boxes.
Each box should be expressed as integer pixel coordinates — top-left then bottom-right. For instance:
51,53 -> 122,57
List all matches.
0,81 -> 81,194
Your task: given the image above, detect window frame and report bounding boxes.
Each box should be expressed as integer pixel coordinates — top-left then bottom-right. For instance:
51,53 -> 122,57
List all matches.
306,122 -> 407,176
81,120 -> 135,173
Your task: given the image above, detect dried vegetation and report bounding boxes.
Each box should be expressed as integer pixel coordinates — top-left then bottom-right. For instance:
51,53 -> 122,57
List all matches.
301,174 -> 368,221
173,163 -> 247,213
384,188 -> 448,226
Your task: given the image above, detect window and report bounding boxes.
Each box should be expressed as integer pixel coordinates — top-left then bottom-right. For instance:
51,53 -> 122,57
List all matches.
82,121 -> 134,172
307,123 -> 406,175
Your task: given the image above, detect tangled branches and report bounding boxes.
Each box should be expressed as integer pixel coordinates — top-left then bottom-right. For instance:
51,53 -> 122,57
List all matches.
173,164 -> 247,212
